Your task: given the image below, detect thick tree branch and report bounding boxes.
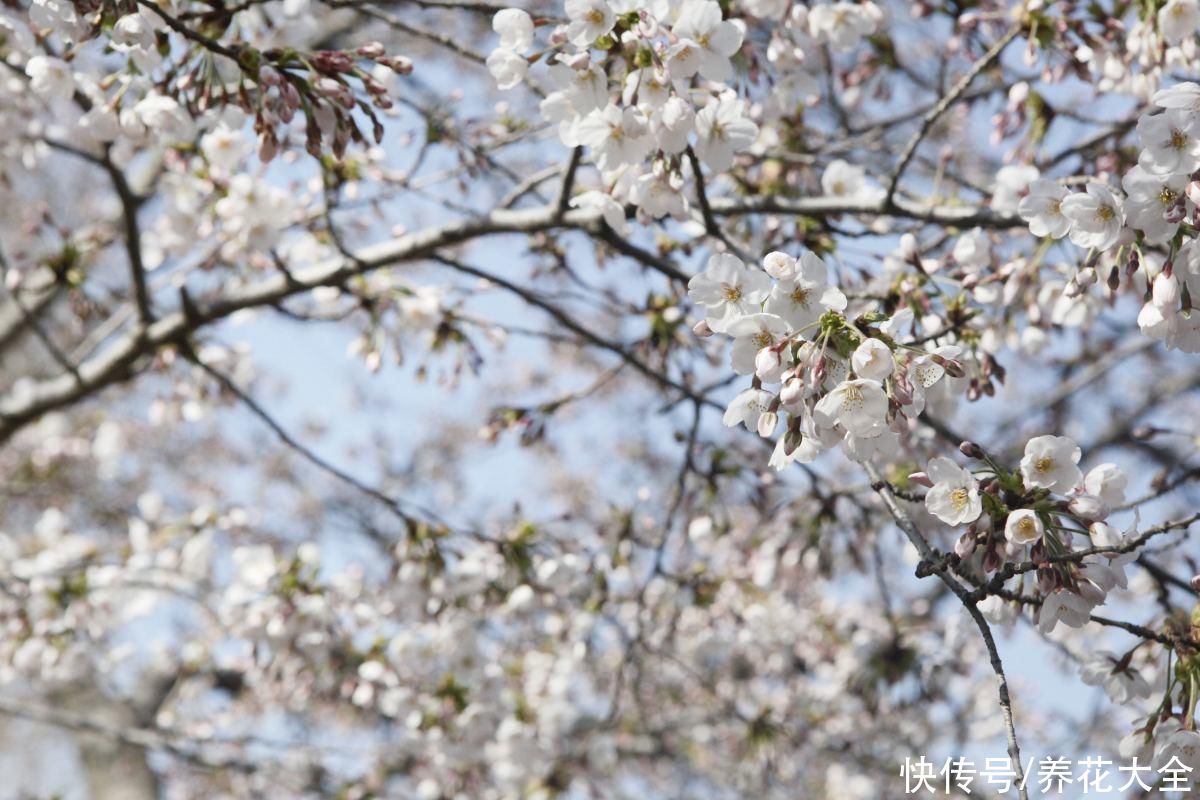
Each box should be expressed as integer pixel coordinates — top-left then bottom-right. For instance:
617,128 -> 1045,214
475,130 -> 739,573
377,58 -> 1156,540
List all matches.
0,193 -> 1014,445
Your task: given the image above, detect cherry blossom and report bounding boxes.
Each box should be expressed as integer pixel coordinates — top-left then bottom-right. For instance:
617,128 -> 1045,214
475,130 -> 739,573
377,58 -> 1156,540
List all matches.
1005,509 -> 1044,545
923,457 -> 982,526
813,378 -> 888,438
820,158 -> 882,201
575,104 -> 653,170
1018,179 -> 1071,239
565,0 -> 616,46
1084,463 -> 1129,508
992,164 -> 1040,216
1158,0 -> 1200,46
24,55 -> 73,102
670,0 -> 744,83
694,97 -> 759,171
1061,184 -> 1124,251
1038,589 -> 1097,634
850,338 -> 893,382
493,8 -> 534,53
808,1 -> 882,51
722,387 -> 774,431
725,313 -> 790,375
1152,718 -> 1200,770
1137,109 -> 1200,175
764,252 -> 847,330
487,48 -> 529,90
1020,435 -> 1083,492
1122,166 -> 1186,243
1080,653 -> 1153,705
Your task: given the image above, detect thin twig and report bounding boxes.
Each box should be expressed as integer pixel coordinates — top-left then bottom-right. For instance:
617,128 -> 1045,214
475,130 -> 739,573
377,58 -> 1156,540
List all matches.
884,26 -> 1022,207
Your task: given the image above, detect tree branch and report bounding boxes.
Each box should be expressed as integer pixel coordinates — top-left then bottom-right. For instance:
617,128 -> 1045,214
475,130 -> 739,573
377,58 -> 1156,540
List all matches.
884,26 -> 1022,208
865,461 -> 1029,800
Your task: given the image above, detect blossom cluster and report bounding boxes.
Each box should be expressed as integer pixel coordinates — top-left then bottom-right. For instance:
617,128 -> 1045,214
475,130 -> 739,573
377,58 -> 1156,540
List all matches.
1015,82 -> 1200,351
690,249 -> 968,469
488,0 -> 881,219
916,436 -> 1134,637
21,0 -> 411,163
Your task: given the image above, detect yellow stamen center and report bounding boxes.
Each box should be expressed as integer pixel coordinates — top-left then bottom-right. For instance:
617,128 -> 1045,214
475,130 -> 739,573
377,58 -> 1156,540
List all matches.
841,384 -> 864,411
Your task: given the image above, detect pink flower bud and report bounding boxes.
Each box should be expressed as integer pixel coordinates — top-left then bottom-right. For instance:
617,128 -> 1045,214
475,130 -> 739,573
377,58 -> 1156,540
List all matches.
779,376 -> 805,410
959,441 -> 985,459
692,320 -> 713,338
933,355 -> 965,378
318,77 -> 356,109
259,66 -> 283,87
908,471 -> 933,488
258,132 -> 278,163
762,251 -> 797,280
315,50 -> 355,73
384,56 -> 413,74
755,347 -> 783,382
280,82 -> 301,121
982,546 -> 1000,573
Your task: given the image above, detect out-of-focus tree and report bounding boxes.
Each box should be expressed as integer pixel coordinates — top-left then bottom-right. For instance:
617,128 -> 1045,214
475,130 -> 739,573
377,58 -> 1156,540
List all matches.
4,0 -> 1200,797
